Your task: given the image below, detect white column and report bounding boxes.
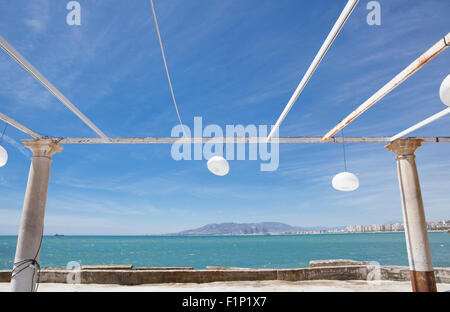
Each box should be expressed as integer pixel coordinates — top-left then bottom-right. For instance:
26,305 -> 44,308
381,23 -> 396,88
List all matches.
11,139 -> 62,292
386,138 -> 436,292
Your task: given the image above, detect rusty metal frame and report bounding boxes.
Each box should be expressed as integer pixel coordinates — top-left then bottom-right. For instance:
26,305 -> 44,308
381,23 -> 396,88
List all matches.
0,112 -> 42,139
267,0 -> 359,141
23,136 -> 450,144
390,107 -> 450,141
321,32 -> 450,142
1,29 -> 448,147
0,34 -> 108,139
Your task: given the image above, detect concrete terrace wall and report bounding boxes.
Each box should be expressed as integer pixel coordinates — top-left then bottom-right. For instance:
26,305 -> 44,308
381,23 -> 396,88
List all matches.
1,266 -> 449,285
379,266 -> 450,284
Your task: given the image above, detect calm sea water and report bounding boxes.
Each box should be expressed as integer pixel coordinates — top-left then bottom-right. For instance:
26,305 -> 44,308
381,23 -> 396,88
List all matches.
0,233 -> 449,270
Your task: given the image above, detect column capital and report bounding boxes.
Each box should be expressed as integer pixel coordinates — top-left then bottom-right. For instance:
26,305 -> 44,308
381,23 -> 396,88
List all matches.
22,139 -> 63,158
385,138 -> 424,156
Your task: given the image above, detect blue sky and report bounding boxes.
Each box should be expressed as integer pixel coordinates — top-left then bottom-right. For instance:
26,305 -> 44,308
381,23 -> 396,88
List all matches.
0,0 -> 449,235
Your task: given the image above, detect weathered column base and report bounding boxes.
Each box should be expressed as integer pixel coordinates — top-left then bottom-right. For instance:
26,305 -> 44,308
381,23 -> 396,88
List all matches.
410,270 -> 437,292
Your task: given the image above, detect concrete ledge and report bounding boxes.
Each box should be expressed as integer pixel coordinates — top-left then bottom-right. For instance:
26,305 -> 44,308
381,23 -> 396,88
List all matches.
435,268 -> 450,283
0,271 -> 10,283
81,265 -> 133,270
309,259 -> 369,268
206,266 -> 251,270
1,266 -> 449,285
380,266 -> 450,284
80,269 -> 278,285
133,267 -> 194,270
79,265 -> 196,271
39,269 -> 71,283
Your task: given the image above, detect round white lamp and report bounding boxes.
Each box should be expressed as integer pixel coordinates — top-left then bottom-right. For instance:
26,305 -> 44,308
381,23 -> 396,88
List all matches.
332,172 -> 359,191
0,145 -> 8,167
440,74 -> 450,106
207,156 -> 229,176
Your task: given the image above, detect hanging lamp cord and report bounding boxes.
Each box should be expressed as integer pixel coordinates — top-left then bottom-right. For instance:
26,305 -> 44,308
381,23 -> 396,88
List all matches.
150,0 -> 188,138
341,129 -> 347,172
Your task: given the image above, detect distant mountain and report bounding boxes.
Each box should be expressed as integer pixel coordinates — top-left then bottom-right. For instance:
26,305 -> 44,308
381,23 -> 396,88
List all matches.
164,222 -> 339,236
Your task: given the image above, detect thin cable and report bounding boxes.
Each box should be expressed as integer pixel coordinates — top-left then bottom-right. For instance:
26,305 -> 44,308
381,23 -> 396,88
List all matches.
11,230 -> 43,292
150,0 -> 188,138
31,231 -> 43,292
341,129 -> 347,172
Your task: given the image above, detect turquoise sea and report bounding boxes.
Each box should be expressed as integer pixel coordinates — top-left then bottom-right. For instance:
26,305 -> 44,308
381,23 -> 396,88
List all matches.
0,232 -> 449,270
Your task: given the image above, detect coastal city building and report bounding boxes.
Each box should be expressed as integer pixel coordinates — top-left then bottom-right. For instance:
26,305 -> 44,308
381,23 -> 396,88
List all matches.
280,220 -> 449,235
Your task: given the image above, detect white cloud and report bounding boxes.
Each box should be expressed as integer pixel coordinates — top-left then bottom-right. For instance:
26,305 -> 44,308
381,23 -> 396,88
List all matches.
3,134 -> 31,158
23,18 -> 47,33
23,0 -> 50,34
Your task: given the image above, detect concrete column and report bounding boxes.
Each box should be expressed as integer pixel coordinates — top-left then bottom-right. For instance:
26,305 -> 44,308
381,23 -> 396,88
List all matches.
386,138 -> 437,292
11,139 -> 62,292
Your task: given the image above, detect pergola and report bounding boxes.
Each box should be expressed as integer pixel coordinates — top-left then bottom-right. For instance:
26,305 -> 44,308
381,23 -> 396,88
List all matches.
1,0 -> 449,292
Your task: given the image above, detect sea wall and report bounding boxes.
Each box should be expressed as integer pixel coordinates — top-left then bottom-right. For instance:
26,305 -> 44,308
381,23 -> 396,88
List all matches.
0,266 -> 368,285
0,262 -> 449,285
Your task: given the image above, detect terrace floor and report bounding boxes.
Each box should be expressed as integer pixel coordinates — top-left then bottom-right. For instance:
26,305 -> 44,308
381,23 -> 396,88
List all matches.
1,280 -> 450,292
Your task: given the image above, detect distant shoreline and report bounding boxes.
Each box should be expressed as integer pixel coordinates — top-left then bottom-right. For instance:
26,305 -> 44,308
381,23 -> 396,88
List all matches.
2,230 -> 448,237
159,230 -> 448,237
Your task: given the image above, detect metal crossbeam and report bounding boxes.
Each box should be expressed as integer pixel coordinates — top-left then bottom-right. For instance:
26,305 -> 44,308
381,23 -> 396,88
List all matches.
37,137 -> 450,144
322,32 -> 450,142
267,0 -> 359,141
0,112 -> 42,139
390,107 -> 450,141
0,34 -> 108,139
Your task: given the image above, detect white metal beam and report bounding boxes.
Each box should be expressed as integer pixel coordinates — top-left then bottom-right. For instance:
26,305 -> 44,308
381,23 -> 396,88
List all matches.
390,107 -> 450,141
267,0 -> 359,141
0,112 -> 42,139
42,137 -> 450,144
321,32 -> 450,142
0,34 -> 108,139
